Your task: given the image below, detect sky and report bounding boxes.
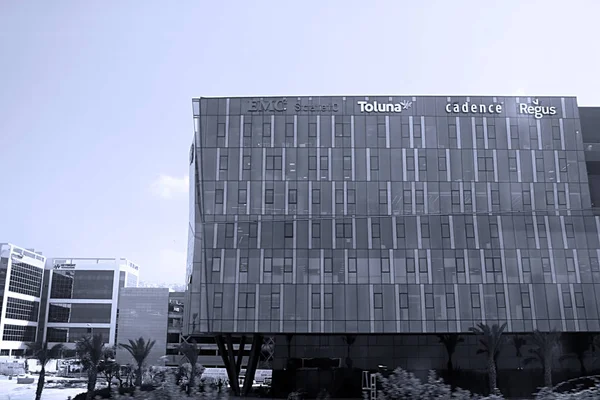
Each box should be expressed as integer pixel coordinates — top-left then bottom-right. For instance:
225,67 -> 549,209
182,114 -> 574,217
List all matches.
1,0 -> 599,284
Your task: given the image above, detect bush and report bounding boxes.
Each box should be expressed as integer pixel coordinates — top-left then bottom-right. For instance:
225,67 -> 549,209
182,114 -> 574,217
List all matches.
534,384 -> 600,400
375,367 -> 504,400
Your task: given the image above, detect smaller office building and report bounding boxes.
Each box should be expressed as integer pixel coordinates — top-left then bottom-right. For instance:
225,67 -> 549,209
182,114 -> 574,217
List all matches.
43,257 -> 140,348
0,243 -> 46,356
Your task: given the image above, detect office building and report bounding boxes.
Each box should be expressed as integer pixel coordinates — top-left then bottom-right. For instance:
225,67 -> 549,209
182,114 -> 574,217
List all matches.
0,243 -> 46,356
186,96 -> 600,393
43,257 -> 139,348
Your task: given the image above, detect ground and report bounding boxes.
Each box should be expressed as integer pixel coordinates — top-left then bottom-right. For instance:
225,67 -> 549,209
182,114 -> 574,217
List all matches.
0,376 -> 87,400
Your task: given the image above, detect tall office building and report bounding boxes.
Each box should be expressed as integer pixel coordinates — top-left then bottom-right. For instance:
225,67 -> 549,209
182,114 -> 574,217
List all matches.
187,96 -> 600,390
0,243 -> 46,356
43,257 -> 139,348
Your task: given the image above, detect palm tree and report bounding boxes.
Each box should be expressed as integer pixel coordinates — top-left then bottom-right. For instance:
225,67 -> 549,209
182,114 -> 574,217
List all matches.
342,335 -> 357,369
559,333 -> 593,376
524,330 -> 561,387
76,334 -> 107,400
469,322 -> 507,394
438,334 -> 464,372
512,335 -> 527,370
179,341 -> 200,393
26,341 -> 64,400
119,337 -> 156,387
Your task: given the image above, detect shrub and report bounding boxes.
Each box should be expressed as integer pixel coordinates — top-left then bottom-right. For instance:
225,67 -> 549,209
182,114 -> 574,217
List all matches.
534,383 -> 600,400
375,367 -> 504,400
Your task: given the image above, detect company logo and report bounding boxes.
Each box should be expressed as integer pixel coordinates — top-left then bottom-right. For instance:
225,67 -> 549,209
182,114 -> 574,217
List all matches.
295,103 -> 340,112
518,98 -> 557,119
445,102 -> 503,114
357,100 -> 412,113
54,263 -> 76,270
248,99 -> 287,112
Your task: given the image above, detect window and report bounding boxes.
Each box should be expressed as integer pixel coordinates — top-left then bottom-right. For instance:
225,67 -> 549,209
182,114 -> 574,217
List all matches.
546,191 -> 554,206
372,223 -> 381,238
466,223 -> 475,238
403,190 -> 412,205
464,190 -> 472,205
399,292 -> 409,308
266,155 -> 282,170
451,190 -> 460,205
525,223 -> 535,238
243,155 -> 251,170
523,191 -> 532,205
249,223 -> 258,238
446,292 -> 455,308
312,293 -> 320,308
309,156 -> 317,170
536,158 -> 544,172
284,258 -> 293,273
438,156 -> 447,171
320,156 -> 328,170
442,222 -> 450,238
374,293 -> 383,309
225,223 -> 234,238
240,258 -> 248,273
336,189 -> 344,204
396,222 -> 405,238
421,223 -> 430,238
5,298 -> 39,322
324,293 -> 333,308
496,291 -> 506,308
215,189 -> 224,205
238,189 -> 247,204
262,123 -> 271,137
566,258 -> 575,272
488,125 -> 496,139
244,122 -> 252,137
419,257 -> 428,273
312,189 -> 321,204
562,292 -> 572,308
264,258 -> 272,273
377,123 -> 386,138
272,293 -> 280,308
381,258 -> 390,273
348,189 -> 356,204
456,257 -> 465,272
414,123 -> 422,138
211,257 -> 221,272
575,292 -> 585,308
521,290 -> 531,308
343,156 -> 352,170
415,190 -> 424,205
312,222 -> 321,238
217,123 -> 226,137
285,123 -> 294,137
406,156 -> 415,171
238,292 -> 256,308
265,189 -> 274,204
558,190 -> 567,205
2,325 -> 36,342
348,258 -> 357,273
565,223 -> 575,238
491,190 -> 500,205
214,292 -> 223,308
522,258 -> 531,273
220,155 -> 228,170
425,293 -> 434,308
324,258 -> 333,273
509,156 -> 517,172
477,156 -> 494,172
538,223 -> 547,238
370,156 -> 379,170
309,123 -> 317,137
449,124 -> 457,138
471,291 -> 481,308
288,189 -> 297,204
490,223 -> 499,238
418,156 -> 427,171
336,222 -> 353,239
406,257 -> 415,273
379,189 -> 387,204
284,223 -> 293,238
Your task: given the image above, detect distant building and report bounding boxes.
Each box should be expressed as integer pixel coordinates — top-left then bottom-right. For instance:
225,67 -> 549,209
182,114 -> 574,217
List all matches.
42,257 -> 139,348
0,243 -> 46,356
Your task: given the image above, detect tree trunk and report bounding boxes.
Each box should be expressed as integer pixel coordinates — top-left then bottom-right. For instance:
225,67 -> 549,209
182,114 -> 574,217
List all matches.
447,356 -> 453,372
188,364 -> 196,394
488,355 -> 497,394
136,366 -> 142,387
578,356 -> 587,376
86,368 -> 97,400
544,358 -> 553,388
35,365 -> 45,400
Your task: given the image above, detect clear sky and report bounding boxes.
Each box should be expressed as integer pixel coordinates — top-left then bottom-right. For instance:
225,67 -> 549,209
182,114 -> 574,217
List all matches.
1,0 -> 599,284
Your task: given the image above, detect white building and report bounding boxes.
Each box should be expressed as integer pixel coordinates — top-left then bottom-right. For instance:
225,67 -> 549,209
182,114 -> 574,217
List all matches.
0,243 -> 46,356
43,257 -> 139,349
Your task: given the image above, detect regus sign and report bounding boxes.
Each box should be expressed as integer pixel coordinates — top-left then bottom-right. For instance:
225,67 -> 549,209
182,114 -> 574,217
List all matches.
518,99 -> 557,119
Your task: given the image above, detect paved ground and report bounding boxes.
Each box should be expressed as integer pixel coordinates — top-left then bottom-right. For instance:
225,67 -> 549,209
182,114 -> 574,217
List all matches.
0,376 -> 86,400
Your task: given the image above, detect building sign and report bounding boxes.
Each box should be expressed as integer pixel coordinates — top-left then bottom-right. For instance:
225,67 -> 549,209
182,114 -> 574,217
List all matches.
54,263 -> 76,270
248,99 -> 287,112
518,98 -> 557,119
357,100 -> 412,113
295,103 -> 339,112
445,102 -> 503,114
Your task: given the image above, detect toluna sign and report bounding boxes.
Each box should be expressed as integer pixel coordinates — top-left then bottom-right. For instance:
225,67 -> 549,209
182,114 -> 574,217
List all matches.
357,100 -> 412,113
445,102 -> 503,114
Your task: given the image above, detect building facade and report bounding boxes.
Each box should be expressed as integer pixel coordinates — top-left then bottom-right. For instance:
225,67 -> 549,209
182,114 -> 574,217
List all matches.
43,257 -> 139,348
0,243 -> 46,356
186,96 -> 600,392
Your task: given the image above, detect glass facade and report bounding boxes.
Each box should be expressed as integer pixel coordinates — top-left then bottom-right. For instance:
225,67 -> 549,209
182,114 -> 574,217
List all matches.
50,270 -> 114,299
187,96 -> 600,335
8,261 -> 43,297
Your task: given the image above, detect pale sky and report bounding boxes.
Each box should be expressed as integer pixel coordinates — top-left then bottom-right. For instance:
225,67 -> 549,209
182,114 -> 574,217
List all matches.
1,0 -> 599,284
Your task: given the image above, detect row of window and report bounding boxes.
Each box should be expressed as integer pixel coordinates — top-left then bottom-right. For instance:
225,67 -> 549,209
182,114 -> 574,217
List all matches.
210,287 -> 588,310
8,262 -> 43,298
4,297 -> 39,322
2,325 -> 36,342
215,187 -> 570,207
